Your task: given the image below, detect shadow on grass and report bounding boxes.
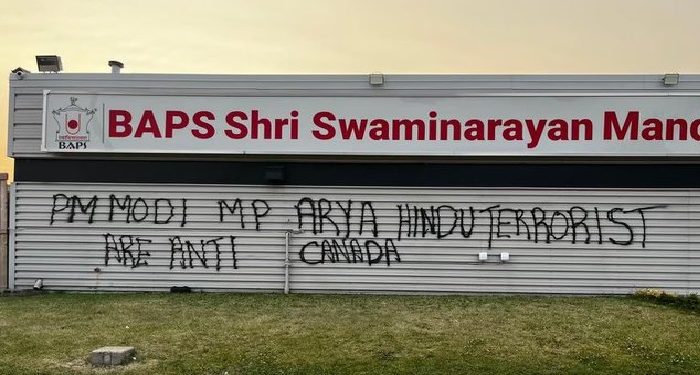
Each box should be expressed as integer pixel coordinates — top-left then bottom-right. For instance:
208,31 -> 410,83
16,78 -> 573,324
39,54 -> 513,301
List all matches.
631,289 -> 700,314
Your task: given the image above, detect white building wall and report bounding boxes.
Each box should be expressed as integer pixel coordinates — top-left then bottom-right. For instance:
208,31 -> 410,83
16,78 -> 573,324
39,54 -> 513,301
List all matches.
11,182 -> 700,294
8,73 -> 700,294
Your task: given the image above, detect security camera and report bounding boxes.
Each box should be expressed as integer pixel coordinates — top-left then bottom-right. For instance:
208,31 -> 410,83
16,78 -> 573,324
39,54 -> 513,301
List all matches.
11,67 -> 30,80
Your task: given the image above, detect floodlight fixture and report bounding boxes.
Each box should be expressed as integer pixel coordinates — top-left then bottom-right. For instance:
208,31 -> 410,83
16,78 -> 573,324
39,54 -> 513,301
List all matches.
35,55 -> 62,72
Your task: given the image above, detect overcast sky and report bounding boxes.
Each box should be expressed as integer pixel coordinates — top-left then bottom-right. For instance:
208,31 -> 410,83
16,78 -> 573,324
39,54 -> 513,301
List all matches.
1,0 -> 698,178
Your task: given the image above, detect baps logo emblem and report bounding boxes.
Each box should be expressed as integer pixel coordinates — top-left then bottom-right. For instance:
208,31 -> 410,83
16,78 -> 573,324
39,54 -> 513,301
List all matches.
51,97 -> 96,149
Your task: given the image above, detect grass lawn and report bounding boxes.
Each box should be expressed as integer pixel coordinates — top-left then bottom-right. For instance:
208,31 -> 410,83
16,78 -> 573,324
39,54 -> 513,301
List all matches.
0,293 -> 699,374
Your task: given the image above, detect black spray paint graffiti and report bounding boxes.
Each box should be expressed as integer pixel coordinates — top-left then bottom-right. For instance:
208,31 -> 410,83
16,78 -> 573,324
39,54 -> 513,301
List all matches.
294,198 -> 398,267
295,198 -> 379,237
50,194 -> 98,225
292,198 -> 667,266
50,194 -> 266,272
394,203 -> 666,249
108,195 -> 189,226
104,234 -> 238,270
168,236 -> 237,271
104,234 -> 152,268
299,238 -> 401,266
396,204 -> 475,240
218,199 -> 270,230
51,193 -> 669,271
477,204 -> 665,249
50,194 -> 189,226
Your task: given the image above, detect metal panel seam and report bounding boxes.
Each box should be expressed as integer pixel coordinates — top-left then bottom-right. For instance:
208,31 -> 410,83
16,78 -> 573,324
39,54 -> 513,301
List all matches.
8,89 -> 15,158
687,190 -> 692,294
8,183 -> 16,290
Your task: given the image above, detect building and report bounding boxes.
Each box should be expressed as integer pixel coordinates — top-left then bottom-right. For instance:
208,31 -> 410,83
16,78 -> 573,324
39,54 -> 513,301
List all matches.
6,71 -> 700,294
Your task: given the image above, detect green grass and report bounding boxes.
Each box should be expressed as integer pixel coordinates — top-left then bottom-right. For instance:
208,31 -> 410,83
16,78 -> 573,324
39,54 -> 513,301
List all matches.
1,293 -> 699,374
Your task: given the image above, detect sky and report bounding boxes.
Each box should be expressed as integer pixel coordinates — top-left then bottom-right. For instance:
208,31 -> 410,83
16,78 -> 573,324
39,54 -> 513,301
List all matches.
1,0 -> 699,180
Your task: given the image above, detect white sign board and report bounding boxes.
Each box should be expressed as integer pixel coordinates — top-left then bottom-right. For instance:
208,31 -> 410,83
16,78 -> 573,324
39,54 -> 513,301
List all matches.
42,91 -> 700,156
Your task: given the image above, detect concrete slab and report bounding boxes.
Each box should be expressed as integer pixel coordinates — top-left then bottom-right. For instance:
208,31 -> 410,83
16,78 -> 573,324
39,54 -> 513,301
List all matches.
89,346 -> 136,366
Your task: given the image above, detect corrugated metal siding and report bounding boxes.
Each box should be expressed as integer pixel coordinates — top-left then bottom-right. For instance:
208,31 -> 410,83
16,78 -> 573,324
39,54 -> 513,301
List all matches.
10,93 -> 43,156
11,182 -> 700,294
